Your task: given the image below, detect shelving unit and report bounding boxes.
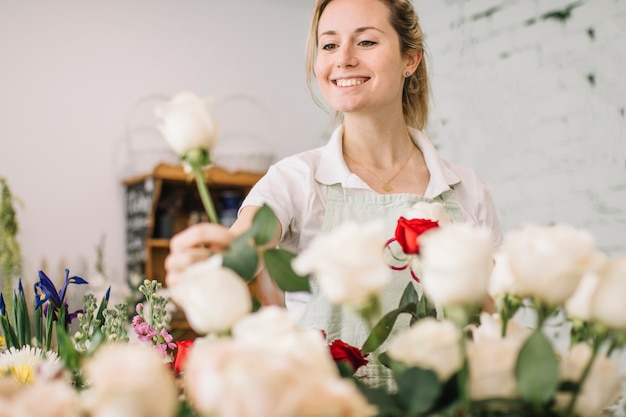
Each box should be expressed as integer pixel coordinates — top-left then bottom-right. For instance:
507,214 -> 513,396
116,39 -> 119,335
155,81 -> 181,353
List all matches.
123,162 -> 264,337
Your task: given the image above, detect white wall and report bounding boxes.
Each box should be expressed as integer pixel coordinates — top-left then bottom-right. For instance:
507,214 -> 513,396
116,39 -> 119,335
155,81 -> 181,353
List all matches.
0,0 -> 328,294
415,0 -> 626,255
1,0 -> 625,298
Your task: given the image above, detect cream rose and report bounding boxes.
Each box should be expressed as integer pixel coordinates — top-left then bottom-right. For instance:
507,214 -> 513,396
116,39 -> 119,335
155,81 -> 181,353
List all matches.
80,343 -> 178,417
292,220 -> 391,309
564,251 -> 609,322
465,313 -> 532,401
402,201 -> 451,225
10,380 -> 80,417
155,91 -> 219,156
184,334 -> 373,417
554,343 -> 623,417
488,250 -> 518,298
419,223 -> 494,307
386,317 -> 463,382
503,223 -> 596,306
170,255 -> 252,335
588,256 -> 626,331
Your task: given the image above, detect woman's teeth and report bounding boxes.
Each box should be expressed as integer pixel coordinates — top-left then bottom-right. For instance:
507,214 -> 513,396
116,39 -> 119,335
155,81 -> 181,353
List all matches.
336,79 -> 364,87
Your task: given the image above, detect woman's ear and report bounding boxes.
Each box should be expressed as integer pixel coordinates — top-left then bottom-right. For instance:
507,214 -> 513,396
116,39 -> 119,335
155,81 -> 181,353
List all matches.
404,50 -> 422,76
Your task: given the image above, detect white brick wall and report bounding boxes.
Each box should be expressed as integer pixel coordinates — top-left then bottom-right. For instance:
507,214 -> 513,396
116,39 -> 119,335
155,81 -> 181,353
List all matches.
415,0 -> 626,255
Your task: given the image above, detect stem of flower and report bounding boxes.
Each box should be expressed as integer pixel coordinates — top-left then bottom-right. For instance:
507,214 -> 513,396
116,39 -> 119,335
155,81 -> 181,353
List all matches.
563,335 -> 603,417
192,166 -> 219,224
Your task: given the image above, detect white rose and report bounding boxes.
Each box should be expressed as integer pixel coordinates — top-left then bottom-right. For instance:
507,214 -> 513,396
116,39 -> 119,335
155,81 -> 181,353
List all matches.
466,312 -> 532,401
466,337 -> 521,401
184,335 -> 366,417
488,250 -> 518,298
588,256 -> 626,330
292,220 -> 391,309
470,312 -> 533,343
232,305 -> 299,341
155,91 -> 219,156
503,223 -> 596,306
386,317 -> 463,382
12,381 -> 80,417
402,201 -> 451,225
170,255 -> 252,335
564,251 -> 609,321
232,306 -> 337,374
555,343 -> 623,417
81,343 -> 178,417
419,223 -> 494,307
294,378 -> 378,417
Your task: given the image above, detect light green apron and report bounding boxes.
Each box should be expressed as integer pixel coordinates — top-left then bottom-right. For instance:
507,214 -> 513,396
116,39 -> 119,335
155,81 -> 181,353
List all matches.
298,183 -> 464,388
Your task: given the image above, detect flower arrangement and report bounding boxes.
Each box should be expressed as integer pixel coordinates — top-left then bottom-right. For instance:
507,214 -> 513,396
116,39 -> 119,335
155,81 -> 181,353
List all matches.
1,91 -> 624,417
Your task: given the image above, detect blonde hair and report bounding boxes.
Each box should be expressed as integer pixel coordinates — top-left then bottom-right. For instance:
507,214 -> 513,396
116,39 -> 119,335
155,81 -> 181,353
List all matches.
305,0 -> 430,130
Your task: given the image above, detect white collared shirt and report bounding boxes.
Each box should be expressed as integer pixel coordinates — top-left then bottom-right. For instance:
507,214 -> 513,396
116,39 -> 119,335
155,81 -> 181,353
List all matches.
241,126 -> 503,255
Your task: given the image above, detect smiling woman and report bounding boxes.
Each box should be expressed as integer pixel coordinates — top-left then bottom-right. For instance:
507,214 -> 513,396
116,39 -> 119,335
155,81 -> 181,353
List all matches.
164,0 -> 502,390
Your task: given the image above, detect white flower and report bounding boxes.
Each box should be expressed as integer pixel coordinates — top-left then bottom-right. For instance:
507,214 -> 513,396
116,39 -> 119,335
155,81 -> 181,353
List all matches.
387,317 -> 463,382
564,251 -> 609,321
588,256 -> 626,331
503,223 -> 596,306
81,343 -> 178,417
292,220 -> 391,309
170,255 -> 252,334
402,201 -> 451,225
470,312 -> 533,343
155,91 -> 219,156
0,346 -> 60,385
488,250 -> 518,298
184,333 -> 374,417
11,380 -> 80,417
232,305 -> 299,342
555,343 -> 623,417
419,223 -> 494,307
465,312 -> 532,401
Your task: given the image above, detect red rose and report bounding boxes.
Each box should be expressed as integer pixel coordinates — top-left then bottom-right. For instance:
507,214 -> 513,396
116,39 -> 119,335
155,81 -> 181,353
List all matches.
329,339 -> 369,374
394,217 -> 439,254
173,339 -> 195,374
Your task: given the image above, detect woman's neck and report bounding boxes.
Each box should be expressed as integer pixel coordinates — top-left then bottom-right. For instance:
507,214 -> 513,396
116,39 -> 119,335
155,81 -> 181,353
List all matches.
341,113 -> 414,168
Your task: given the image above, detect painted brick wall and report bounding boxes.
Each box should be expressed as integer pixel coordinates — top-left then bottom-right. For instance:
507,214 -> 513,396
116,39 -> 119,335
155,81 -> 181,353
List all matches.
415,0 -> 626,254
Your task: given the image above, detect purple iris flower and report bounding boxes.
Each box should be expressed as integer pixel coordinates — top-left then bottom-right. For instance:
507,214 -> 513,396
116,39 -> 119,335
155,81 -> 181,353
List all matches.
34,268 -> 88,323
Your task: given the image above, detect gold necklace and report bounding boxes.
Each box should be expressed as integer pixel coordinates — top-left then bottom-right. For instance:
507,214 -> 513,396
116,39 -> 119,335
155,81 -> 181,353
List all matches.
344,145 -> 415,192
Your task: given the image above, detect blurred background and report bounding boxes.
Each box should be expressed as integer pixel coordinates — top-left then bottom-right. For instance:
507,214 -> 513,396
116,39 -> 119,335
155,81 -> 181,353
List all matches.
0,0 -> 624,300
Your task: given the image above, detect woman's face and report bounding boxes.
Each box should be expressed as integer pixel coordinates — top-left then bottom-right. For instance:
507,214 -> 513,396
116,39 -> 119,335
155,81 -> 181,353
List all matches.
314,0 -> 418,117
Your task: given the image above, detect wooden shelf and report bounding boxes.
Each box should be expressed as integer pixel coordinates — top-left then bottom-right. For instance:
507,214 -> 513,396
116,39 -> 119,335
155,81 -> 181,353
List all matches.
123,162 -> 265,335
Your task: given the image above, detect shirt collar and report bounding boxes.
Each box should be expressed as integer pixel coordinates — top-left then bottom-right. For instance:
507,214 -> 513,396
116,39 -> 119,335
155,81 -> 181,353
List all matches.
315,126 -> 460,198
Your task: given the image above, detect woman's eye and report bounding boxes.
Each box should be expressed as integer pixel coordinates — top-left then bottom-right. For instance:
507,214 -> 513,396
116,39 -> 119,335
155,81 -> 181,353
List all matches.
359,40 -> 377,47
321,43 -> 338,51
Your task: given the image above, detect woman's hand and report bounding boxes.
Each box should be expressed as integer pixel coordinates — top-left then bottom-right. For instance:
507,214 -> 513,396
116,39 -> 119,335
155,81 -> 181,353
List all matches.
164,222 -> 235,287
164,205 -> 285,306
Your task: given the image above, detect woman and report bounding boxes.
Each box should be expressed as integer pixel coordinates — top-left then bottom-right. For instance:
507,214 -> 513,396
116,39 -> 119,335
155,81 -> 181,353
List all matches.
166,0 -> 502,385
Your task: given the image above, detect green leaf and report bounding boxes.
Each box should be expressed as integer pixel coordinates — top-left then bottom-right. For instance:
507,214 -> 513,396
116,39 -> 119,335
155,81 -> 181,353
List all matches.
263,249 -> 310,292
355,384 -> 400,417
516,331 -> 559,405
56,323 -> 80,373
222,235 -> 259,281
33,304 -> 42,348
16,289 -> 30,347
398,281 -> 419,309
361,302 -> 417,354
0,315 -> 18,349
94,288 -> 110,329
44,306 -> 54,351
86,329 -> 106,356
396,367 -> 442,415
250,204 -> 278,246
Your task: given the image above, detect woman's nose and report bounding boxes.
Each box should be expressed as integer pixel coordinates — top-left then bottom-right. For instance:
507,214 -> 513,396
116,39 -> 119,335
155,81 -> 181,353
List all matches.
336,45 -> 358,68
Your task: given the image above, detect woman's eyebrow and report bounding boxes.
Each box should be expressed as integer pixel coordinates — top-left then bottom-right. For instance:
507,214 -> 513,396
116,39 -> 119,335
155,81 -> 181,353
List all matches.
318,26 -> 384,38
